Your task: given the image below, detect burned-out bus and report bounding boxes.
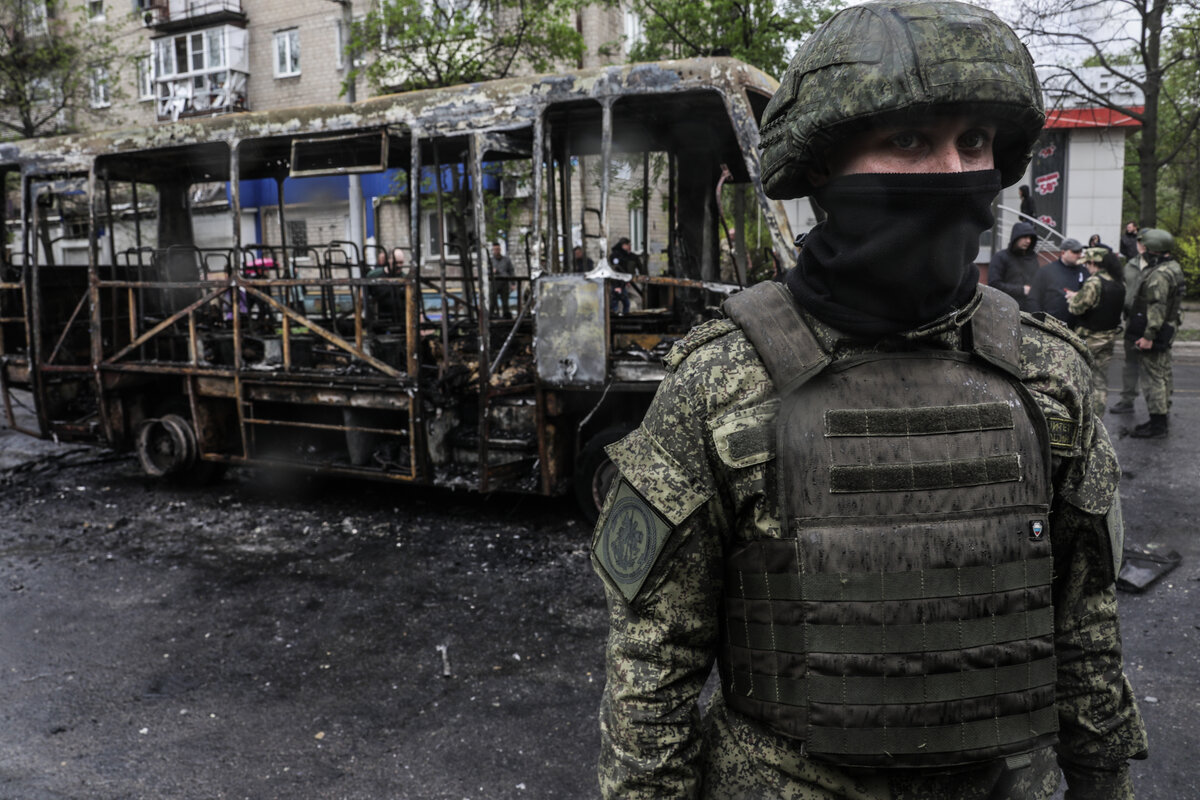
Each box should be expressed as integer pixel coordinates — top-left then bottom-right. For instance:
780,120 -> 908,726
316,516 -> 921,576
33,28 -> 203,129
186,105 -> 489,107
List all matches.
0,58 -> 794,517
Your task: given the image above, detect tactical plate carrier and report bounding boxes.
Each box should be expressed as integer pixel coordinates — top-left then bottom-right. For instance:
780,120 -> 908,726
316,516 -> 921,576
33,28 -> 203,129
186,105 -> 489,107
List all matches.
720,282 -> 1057,768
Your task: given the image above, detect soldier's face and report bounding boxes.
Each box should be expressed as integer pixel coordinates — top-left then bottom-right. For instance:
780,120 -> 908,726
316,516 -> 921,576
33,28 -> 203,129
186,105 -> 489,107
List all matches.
826,116 -> 997,178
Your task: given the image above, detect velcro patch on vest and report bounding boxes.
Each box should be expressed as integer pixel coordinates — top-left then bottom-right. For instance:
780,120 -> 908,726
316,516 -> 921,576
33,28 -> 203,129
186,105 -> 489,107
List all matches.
1046,415 -> 1078,449
825,402 -> 1013,437
829,454 -> 1022,493
593,480 -> 673,603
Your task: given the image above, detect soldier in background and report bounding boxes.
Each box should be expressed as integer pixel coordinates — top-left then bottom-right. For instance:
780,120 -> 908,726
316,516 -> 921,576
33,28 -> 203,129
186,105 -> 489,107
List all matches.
1126,228 -> 1186,438
591,2 -> 1146,798
1110,243 -> 1147,415
1066,247 -> 1125,417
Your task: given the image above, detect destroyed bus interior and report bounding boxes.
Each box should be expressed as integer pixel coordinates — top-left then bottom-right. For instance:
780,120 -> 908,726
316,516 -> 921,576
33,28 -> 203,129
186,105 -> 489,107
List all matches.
0,59 -> 794,517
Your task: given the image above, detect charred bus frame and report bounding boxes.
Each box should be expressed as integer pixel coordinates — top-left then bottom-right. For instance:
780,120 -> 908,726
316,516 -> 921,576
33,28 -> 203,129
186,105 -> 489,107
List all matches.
0,58 -> 794,516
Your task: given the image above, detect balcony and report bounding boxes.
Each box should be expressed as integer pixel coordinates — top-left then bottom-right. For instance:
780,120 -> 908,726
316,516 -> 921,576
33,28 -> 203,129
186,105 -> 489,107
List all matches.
141,1 -> 246,34
153,25 -> 250,122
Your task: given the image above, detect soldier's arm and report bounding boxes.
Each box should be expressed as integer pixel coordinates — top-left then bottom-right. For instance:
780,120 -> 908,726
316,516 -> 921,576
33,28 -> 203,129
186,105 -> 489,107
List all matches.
1022,324 -> 1147,797
1141,271 -> 1168,339
1066,276 -> 1100,316
592,325 -> 736,799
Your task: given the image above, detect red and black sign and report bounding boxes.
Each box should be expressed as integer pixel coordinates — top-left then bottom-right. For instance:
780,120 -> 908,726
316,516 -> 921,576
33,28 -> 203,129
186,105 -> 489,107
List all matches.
1030,130 -> 1067,234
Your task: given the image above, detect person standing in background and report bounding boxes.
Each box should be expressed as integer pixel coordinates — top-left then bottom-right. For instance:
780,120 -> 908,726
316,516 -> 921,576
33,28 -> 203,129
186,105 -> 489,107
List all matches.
1066,247 -> 1125,416
1119,221 -> 1140,262
988,220 -> 1039,311
1028,237 -> 1085,323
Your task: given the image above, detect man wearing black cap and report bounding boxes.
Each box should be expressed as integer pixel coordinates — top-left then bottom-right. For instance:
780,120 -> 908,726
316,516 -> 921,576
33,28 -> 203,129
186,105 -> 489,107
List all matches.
1029,237 -> 1086,324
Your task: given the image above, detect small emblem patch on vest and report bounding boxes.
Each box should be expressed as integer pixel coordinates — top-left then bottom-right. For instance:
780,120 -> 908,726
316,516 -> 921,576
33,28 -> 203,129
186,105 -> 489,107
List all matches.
594,481 -> 673,602
1030,519 -> 1046,542
1045,415 -> 1078,449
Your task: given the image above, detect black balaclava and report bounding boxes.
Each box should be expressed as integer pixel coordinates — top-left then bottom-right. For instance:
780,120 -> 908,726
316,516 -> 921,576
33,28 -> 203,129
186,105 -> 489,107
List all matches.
787,169 -> 1001,338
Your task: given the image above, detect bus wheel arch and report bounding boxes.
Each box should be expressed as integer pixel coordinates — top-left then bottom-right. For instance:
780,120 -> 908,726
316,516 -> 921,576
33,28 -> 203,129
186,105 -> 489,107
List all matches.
574,425 -> 633,524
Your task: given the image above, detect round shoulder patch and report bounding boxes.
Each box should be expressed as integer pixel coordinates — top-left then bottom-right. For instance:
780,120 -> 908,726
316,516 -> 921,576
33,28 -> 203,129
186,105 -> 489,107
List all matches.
592,481 -> 673,602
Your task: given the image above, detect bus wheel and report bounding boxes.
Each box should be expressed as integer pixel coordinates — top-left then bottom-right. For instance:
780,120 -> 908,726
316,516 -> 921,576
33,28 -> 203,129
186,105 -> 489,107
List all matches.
136,414 -> 226,485
136,415 -> 196,477
574,426 -> 631,524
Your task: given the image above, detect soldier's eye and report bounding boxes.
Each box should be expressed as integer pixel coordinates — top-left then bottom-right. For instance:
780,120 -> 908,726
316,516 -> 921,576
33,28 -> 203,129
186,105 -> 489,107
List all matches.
890,132 -> 922,150
959,129 -> 992,151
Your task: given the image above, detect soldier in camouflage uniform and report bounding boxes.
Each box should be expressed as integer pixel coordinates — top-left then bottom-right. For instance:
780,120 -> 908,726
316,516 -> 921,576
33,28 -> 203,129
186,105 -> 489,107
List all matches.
591,2 -> 1147,798
1066,247 -> 1125,417
1126,228 -> 1186,438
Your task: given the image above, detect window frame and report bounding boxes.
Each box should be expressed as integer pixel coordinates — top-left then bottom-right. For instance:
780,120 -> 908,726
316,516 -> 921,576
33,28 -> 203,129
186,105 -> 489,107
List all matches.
89,65 -> 112,109
136,55 -> 154,102
274,29 -> 301,78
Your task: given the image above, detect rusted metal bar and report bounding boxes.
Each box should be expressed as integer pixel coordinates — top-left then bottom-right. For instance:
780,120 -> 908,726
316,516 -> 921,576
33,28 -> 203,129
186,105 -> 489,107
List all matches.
103,285 -> 227,365
45,291 -> 88,366
404,273 -> 422,479
240,285 -> 404,379
188,311 -> 198,364
242,416 -> 409,437
127,287 -> 137,345
468,132 -> 491,491
432,140 -> 451,379
600,99 -> 613,253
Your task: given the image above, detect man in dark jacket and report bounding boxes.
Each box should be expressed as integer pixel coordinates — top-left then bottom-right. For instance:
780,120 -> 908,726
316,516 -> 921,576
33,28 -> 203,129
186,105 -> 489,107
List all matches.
1119,221 -> 1139,262
1029,237 -> 1085,323
988,220 -> 1039,311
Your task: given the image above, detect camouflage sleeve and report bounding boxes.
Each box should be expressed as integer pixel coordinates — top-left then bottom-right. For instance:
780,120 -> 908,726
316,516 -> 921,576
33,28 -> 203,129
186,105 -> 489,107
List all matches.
1141,268 -> 1170,340
591,331 -> 732,800
1019,322 -> 1148,790
1067,275 -> 1101,316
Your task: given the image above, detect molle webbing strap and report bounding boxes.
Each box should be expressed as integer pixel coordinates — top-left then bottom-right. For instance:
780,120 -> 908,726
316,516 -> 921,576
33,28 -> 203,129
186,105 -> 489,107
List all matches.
722,282 -> 831,395
725,657 -> 1056,707
969,285 -> 1023,378
829,454 -> 1022,493
727,604 -> 1054,654
732,557 -> 1052,602
807,707 -> 1059,758
825,401 -> 1013,437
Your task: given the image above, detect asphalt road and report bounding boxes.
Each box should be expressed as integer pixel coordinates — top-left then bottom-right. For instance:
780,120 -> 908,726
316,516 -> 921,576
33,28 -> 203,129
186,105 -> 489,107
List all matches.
2,351 -> 1199,799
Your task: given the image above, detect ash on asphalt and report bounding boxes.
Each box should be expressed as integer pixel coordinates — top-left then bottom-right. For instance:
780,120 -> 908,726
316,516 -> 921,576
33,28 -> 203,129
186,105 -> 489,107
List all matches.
0,457 -> 608,800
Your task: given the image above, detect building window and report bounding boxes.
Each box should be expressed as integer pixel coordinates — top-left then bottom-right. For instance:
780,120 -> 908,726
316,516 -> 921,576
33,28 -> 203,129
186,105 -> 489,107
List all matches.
136,56 -> 154,101
623,7 -> 644,50
89,66 -> 111,108
287,220 -> 309,256
88,1 -> 104,20
274,29 -> 300,78
629,208 -> 645,254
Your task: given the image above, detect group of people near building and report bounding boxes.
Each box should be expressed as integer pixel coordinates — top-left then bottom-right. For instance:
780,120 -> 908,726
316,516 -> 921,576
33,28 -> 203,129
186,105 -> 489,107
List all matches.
988,218 -> 1186,438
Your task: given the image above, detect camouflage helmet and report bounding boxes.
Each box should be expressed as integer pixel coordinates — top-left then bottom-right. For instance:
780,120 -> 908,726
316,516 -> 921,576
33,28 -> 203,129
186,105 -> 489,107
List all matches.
759,0 -> 1046,199
1137,227 -> 1174,254
1082,247 -> 1107,263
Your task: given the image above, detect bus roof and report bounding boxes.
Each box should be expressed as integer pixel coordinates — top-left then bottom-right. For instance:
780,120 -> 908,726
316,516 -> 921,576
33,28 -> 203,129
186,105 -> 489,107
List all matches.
1,58 -> 778,171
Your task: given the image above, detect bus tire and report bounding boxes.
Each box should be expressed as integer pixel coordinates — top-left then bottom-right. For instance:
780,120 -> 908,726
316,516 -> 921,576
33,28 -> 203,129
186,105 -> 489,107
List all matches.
574,426 -> 632,524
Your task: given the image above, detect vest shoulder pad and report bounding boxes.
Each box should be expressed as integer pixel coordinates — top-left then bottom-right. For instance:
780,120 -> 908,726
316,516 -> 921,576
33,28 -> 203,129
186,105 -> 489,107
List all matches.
1022,311 -> 1091,361
664,318 -> 738,372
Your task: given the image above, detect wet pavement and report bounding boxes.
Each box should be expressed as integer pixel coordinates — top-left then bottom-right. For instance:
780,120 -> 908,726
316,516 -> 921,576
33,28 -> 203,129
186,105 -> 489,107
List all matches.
2,348 -> 1200,799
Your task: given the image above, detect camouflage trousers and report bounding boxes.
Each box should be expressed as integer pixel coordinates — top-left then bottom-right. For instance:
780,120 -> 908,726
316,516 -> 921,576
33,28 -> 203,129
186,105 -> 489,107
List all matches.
1118,335 -> 1141,404
1077,328 -> 1120,417
698,693 -> 1061,799
1139,347 -> 1174,415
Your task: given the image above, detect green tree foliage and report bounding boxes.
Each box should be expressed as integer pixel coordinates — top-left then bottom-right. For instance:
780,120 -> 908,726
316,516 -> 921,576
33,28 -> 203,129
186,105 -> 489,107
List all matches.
349,0 -> 586,93
0,0 -> 122,139
622,0 -> 838,79
1014,0 -> 1200,229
